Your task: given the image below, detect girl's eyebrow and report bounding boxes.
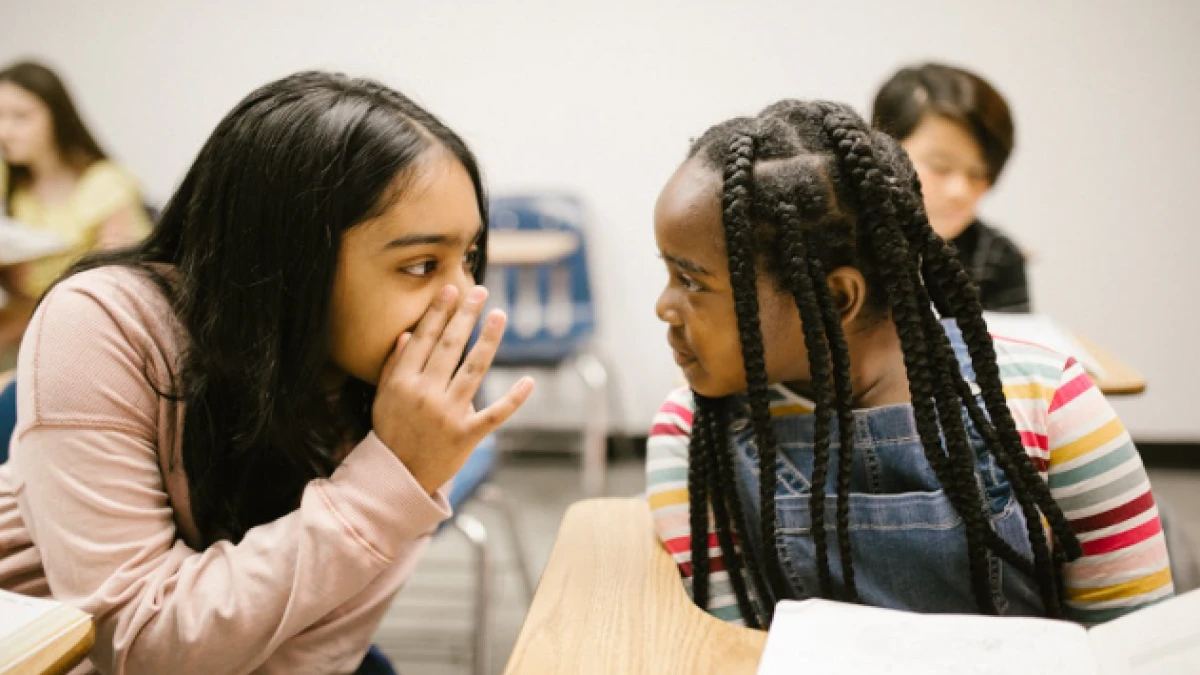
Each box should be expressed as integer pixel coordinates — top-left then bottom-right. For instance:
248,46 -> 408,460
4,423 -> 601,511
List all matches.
660,253 -> 713,277
382,223 -> 484,251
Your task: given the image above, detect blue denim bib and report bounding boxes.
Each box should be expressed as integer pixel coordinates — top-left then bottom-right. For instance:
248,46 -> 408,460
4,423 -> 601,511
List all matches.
728,322 -> 1046,616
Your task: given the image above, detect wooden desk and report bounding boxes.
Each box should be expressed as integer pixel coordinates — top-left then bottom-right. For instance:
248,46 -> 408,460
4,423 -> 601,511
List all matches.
505,499 -> 766,675
487,230 -> 579,267
1074,334 -> 1145,396
0,613 -> 93,675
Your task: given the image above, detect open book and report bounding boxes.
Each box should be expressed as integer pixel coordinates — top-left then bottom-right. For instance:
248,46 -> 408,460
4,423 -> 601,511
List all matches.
757,590 -> 1199,675
981,312 -> 1108,380
0,215 -> 71,266
0,589 -> 93,674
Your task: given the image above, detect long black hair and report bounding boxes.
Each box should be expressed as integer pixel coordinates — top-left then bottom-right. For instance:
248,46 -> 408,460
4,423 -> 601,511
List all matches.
0,60 -> 108,211
684,100 -> 1079,628
57,71 -> 488,546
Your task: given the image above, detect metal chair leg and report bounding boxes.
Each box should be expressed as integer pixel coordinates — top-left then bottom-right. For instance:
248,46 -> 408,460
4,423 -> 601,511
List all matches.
586,349 -> 637,459
476,483 -> 537,602
450,514 -> 491,675
572,350 -> 608,497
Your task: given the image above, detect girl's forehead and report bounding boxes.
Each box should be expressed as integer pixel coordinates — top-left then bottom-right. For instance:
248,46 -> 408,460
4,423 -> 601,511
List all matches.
0,82 -> 41,107
656,161 -> 722,232
654,161 -> 728,268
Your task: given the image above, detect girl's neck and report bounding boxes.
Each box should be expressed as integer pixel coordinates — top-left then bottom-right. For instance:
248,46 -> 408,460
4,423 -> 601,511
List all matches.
786,318 -> 912,409
27,150 -> 81,204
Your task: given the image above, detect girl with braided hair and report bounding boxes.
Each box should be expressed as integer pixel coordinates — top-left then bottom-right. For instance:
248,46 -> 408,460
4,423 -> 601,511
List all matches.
646,100 -> 1173,629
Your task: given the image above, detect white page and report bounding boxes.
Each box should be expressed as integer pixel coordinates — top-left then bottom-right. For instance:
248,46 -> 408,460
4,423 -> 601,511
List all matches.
1089,590 -> 1200,675
980,312 -> 1107,379
0,215 -> 71,266
757,599 -> 1097,675
0,589 -> 61,637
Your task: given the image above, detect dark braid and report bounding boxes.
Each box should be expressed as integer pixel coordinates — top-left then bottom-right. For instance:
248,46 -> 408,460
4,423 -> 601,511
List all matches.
711,398 -> 777,624
688,402 -> 713,612
775,204 -> 852,600
891,167 -> 1080,581
719,132 -> 792,614
908,268 -> 1041,579
920,246 -> 1069,614
922,226 -> 1080,554
899,204 -> 1079,615
679,99 -> 1081,626
689,393 -> 776,627
846,120 -> 1079,615
704,398 -> 766,628
881,171 -> 1075,616
804,249 -> 860,602
820,111 -> 1000,613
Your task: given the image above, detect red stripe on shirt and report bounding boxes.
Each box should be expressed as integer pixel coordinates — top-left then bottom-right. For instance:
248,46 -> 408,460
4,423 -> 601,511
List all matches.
1049,362 -> 1093,414
1080,517 -> 1162,556
651,423 -> 689,437
991,334 -> 1062,352
1070,491 -> 1157,534
659,401 -> 695,424
1019,430 -> 1048,452
1019,431 -> 1050,471
667,533 -> 730,576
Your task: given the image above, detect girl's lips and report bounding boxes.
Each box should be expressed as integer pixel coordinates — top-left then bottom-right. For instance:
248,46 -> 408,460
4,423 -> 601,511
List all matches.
673,349 -> 696,366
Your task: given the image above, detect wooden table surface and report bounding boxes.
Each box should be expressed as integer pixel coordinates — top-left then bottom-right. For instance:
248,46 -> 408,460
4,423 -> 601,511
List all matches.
504,499 -> 766,675
3,615 -> 93,675
1074,333 -> 1146,396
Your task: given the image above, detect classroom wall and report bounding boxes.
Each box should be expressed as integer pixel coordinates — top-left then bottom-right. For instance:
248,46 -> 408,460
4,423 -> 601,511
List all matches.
3,0 -> 1198,440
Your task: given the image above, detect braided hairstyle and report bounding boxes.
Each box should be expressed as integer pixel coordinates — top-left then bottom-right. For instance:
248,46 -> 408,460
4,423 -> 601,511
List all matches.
682,101 -> 1081,627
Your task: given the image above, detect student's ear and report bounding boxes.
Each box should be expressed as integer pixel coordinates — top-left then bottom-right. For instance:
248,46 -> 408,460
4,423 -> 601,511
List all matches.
826,267 -> 869,327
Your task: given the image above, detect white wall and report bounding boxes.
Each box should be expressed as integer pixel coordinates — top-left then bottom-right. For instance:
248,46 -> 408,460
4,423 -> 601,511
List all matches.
3,0 -> 1198,439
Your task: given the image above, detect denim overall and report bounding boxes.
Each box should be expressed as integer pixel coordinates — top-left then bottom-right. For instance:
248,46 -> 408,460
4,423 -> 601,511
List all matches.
729,322 -> 1046,616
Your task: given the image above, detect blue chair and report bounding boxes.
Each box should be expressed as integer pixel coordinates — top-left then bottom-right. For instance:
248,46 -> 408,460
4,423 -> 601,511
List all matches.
435,434 -> 534,675
0,373 -> 16,465
355,646 -> 397,675
485,194 -> 621,496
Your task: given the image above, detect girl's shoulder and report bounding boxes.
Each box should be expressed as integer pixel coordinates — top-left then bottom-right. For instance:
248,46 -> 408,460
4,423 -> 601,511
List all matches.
651,386 -> 696,437
989,333 -> 1075,387
942,318 -> 1073,390
42,265 -> 172,322
76,160 -> 139,195
24,266 -> 182,426
71,160 -> 145,225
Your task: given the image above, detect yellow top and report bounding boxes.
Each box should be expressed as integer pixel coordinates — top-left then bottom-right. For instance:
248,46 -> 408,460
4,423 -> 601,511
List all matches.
0,159 -> 152,297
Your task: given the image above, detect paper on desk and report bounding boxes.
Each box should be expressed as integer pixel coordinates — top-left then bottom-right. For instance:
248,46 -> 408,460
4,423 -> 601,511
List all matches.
0,590 -> 60,637
0,215 -> 71,266
756,599 -> 1097,675
980,312 -> 1107,379
1089,590 -> 1200,675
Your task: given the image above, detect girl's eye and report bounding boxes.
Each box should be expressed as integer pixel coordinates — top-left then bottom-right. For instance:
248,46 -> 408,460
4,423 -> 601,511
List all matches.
678,273 -> 703,292
463,247 -> 481,269
401,260 -> 438,277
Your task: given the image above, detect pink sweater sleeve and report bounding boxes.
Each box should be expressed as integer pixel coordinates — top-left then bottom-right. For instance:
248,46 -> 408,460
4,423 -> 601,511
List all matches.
11,273 -> 451,674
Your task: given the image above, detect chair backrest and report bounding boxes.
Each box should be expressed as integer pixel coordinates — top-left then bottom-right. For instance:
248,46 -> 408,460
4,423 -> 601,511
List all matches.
486,194 -> 596,364
0,374 -> 17,465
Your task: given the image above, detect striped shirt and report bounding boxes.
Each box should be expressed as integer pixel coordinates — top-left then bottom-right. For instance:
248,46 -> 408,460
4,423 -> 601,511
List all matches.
647,333 -> 1173,626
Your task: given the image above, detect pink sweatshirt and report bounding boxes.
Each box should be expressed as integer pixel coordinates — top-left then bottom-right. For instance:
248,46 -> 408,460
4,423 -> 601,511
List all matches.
0,266 -> 452,674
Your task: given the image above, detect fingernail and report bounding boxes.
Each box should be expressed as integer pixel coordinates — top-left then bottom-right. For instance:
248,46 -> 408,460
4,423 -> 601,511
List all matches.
468,286 -> 488,303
